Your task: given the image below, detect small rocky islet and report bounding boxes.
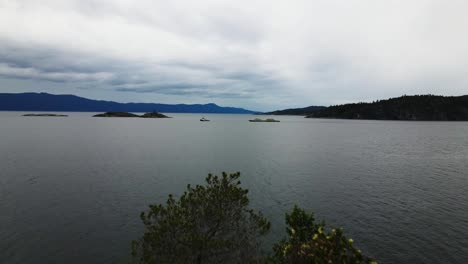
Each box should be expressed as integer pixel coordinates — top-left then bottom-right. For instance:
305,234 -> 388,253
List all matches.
249,118 -> 280,122
93,112 -> 171,118
140,112 -> 171,118
23,113 -> 68,117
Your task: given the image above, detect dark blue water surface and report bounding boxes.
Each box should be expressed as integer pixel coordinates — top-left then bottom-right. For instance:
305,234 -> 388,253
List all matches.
1,112 -> 467,263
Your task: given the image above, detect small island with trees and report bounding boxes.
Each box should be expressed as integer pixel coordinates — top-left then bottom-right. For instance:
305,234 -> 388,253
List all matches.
249,118 -> 280,122
93,112 -> 171,118
23,113 -> 68,117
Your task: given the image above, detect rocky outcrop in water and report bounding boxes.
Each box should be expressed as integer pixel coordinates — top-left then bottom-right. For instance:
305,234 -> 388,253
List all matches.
93,112 -> 170,118
140,112 -> 171,118
23,113 -> 68,117
93,112 -> 140,117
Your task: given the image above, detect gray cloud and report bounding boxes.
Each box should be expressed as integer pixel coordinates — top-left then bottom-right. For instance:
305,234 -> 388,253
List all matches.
1,0 -> 468,111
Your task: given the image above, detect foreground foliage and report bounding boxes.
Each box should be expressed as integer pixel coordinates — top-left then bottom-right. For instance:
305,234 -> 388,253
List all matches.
132,172 -> 376,264
131,172 -> 270,264
272,206 -> 376,264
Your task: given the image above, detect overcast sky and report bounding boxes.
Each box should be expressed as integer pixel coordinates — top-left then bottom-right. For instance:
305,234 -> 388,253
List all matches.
1,0 -> 468,111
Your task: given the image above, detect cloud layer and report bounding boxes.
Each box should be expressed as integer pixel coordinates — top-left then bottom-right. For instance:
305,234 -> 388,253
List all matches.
1,0 -> 468,110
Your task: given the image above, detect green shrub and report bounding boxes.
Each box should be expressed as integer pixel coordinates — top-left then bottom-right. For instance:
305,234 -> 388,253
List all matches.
132,172 -> 376,264
272,206 -> 376,264
131,172 -> 270,264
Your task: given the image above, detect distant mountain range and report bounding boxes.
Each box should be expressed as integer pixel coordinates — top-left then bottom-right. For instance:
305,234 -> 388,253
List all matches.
263,105 -> 326,115
266,95 -> 468,121
0,93 -> 255,114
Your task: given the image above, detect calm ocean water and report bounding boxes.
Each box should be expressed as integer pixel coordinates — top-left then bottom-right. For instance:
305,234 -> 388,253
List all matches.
1,112 -> 467,263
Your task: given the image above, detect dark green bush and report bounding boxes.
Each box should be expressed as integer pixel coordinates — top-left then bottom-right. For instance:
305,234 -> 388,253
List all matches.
271,206 -> 376,264
132,172 -> 376,264
131,172 -> 270,264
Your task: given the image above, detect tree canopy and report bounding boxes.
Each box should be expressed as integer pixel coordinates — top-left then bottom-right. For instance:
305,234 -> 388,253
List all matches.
132,172 -> 376,264
272,206 -> 376,264
306,95 -> 468,121
131,172 -> 270,264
